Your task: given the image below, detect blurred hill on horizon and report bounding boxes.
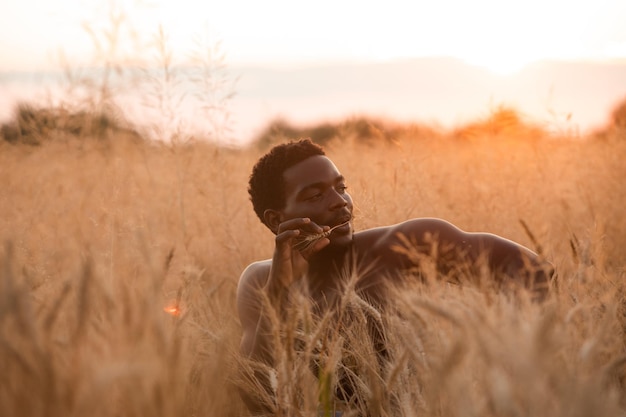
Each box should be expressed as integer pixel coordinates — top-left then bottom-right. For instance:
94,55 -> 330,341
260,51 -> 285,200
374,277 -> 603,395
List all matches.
2,57 -> 626,144
234,57 -> 626,140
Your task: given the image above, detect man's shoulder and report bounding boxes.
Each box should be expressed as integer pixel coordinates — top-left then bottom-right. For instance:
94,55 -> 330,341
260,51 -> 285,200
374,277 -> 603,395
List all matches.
355,218 -> 461,246
237,259 -> 271,292
393,217 -> 463,237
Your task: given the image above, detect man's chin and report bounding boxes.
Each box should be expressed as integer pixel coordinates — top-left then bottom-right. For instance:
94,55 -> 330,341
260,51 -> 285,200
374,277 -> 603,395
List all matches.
325,233 -> 353,250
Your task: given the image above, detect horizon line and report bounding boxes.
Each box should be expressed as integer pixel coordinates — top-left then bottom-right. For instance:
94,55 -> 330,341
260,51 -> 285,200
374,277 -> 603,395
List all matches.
3,54 -> 626,74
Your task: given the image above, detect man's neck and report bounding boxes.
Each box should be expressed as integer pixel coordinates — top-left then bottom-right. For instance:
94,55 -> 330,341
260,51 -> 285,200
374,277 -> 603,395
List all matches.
306,243 -> 353,293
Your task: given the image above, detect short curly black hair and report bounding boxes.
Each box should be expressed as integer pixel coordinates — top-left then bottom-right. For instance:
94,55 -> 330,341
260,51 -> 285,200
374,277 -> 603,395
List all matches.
249,139 -> 325,230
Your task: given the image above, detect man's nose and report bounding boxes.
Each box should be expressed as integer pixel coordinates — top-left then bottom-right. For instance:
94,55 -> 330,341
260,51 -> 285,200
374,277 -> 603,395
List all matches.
328,189 -> 348,209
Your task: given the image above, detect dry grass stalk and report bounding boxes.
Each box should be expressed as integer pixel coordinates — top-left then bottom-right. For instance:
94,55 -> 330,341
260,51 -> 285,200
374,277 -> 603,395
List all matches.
293,221 -> 352,251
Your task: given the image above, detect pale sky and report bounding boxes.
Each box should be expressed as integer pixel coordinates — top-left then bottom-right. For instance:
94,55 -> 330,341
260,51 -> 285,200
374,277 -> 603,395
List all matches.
2,0 -> 626,74
2,0 -> 626,143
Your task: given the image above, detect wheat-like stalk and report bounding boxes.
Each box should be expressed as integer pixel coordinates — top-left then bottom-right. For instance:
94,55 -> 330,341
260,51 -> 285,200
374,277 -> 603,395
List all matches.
293,221 -> 351,251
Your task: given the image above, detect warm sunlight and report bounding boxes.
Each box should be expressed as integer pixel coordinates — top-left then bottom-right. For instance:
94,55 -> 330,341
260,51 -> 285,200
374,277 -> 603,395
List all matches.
2,5 -> 626,417
2,0 -> 626,143
1,0 -> 626,70
463,51 -> 537,76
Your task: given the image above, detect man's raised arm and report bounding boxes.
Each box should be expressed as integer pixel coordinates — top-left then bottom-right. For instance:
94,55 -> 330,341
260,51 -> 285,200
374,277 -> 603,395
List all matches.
236,262 -> 277,415
393,218 -> 553,298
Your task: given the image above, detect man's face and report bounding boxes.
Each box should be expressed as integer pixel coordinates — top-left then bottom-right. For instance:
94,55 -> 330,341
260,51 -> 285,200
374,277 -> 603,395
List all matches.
280,155 -> 354,246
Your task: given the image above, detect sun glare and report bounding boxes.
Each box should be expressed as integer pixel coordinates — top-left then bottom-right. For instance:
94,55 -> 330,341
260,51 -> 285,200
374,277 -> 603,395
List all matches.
462,50 -> 538,76
164,303 -> 181,317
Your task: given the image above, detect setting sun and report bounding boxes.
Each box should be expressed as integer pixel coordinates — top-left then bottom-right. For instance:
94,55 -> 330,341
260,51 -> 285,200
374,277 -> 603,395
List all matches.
462,49 -> 539,76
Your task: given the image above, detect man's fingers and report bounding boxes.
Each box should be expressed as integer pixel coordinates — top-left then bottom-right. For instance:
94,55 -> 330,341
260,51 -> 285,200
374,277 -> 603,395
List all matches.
310,237 -> 330,253
275,229 -> 300,245
277,217 -> 324,235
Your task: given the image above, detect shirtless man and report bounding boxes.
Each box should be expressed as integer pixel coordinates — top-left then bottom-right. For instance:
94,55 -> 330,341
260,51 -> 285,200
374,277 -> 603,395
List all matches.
237,139 -> 552,415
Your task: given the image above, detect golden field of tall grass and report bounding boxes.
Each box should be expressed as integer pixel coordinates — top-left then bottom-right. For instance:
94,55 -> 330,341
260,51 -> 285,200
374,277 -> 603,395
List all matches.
1,111 -> 626,416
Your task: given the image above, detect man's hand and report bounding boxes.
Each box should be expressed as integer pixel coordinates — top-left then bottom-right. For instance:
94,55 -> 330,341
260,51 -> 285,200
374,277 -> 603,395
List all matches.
266,218 -> 329,300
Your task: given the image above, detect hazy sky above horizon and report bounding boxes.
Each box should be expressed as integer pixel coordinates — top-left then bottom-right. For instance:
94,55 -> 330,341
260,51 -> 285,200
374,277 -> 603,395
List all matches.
2,0 -> 626,74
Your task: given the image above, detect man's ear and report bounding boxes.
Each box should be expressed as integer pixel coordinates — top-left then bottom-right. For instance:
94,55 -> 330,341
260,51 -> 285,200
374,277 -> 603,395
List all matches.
263,209 -> 283,234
